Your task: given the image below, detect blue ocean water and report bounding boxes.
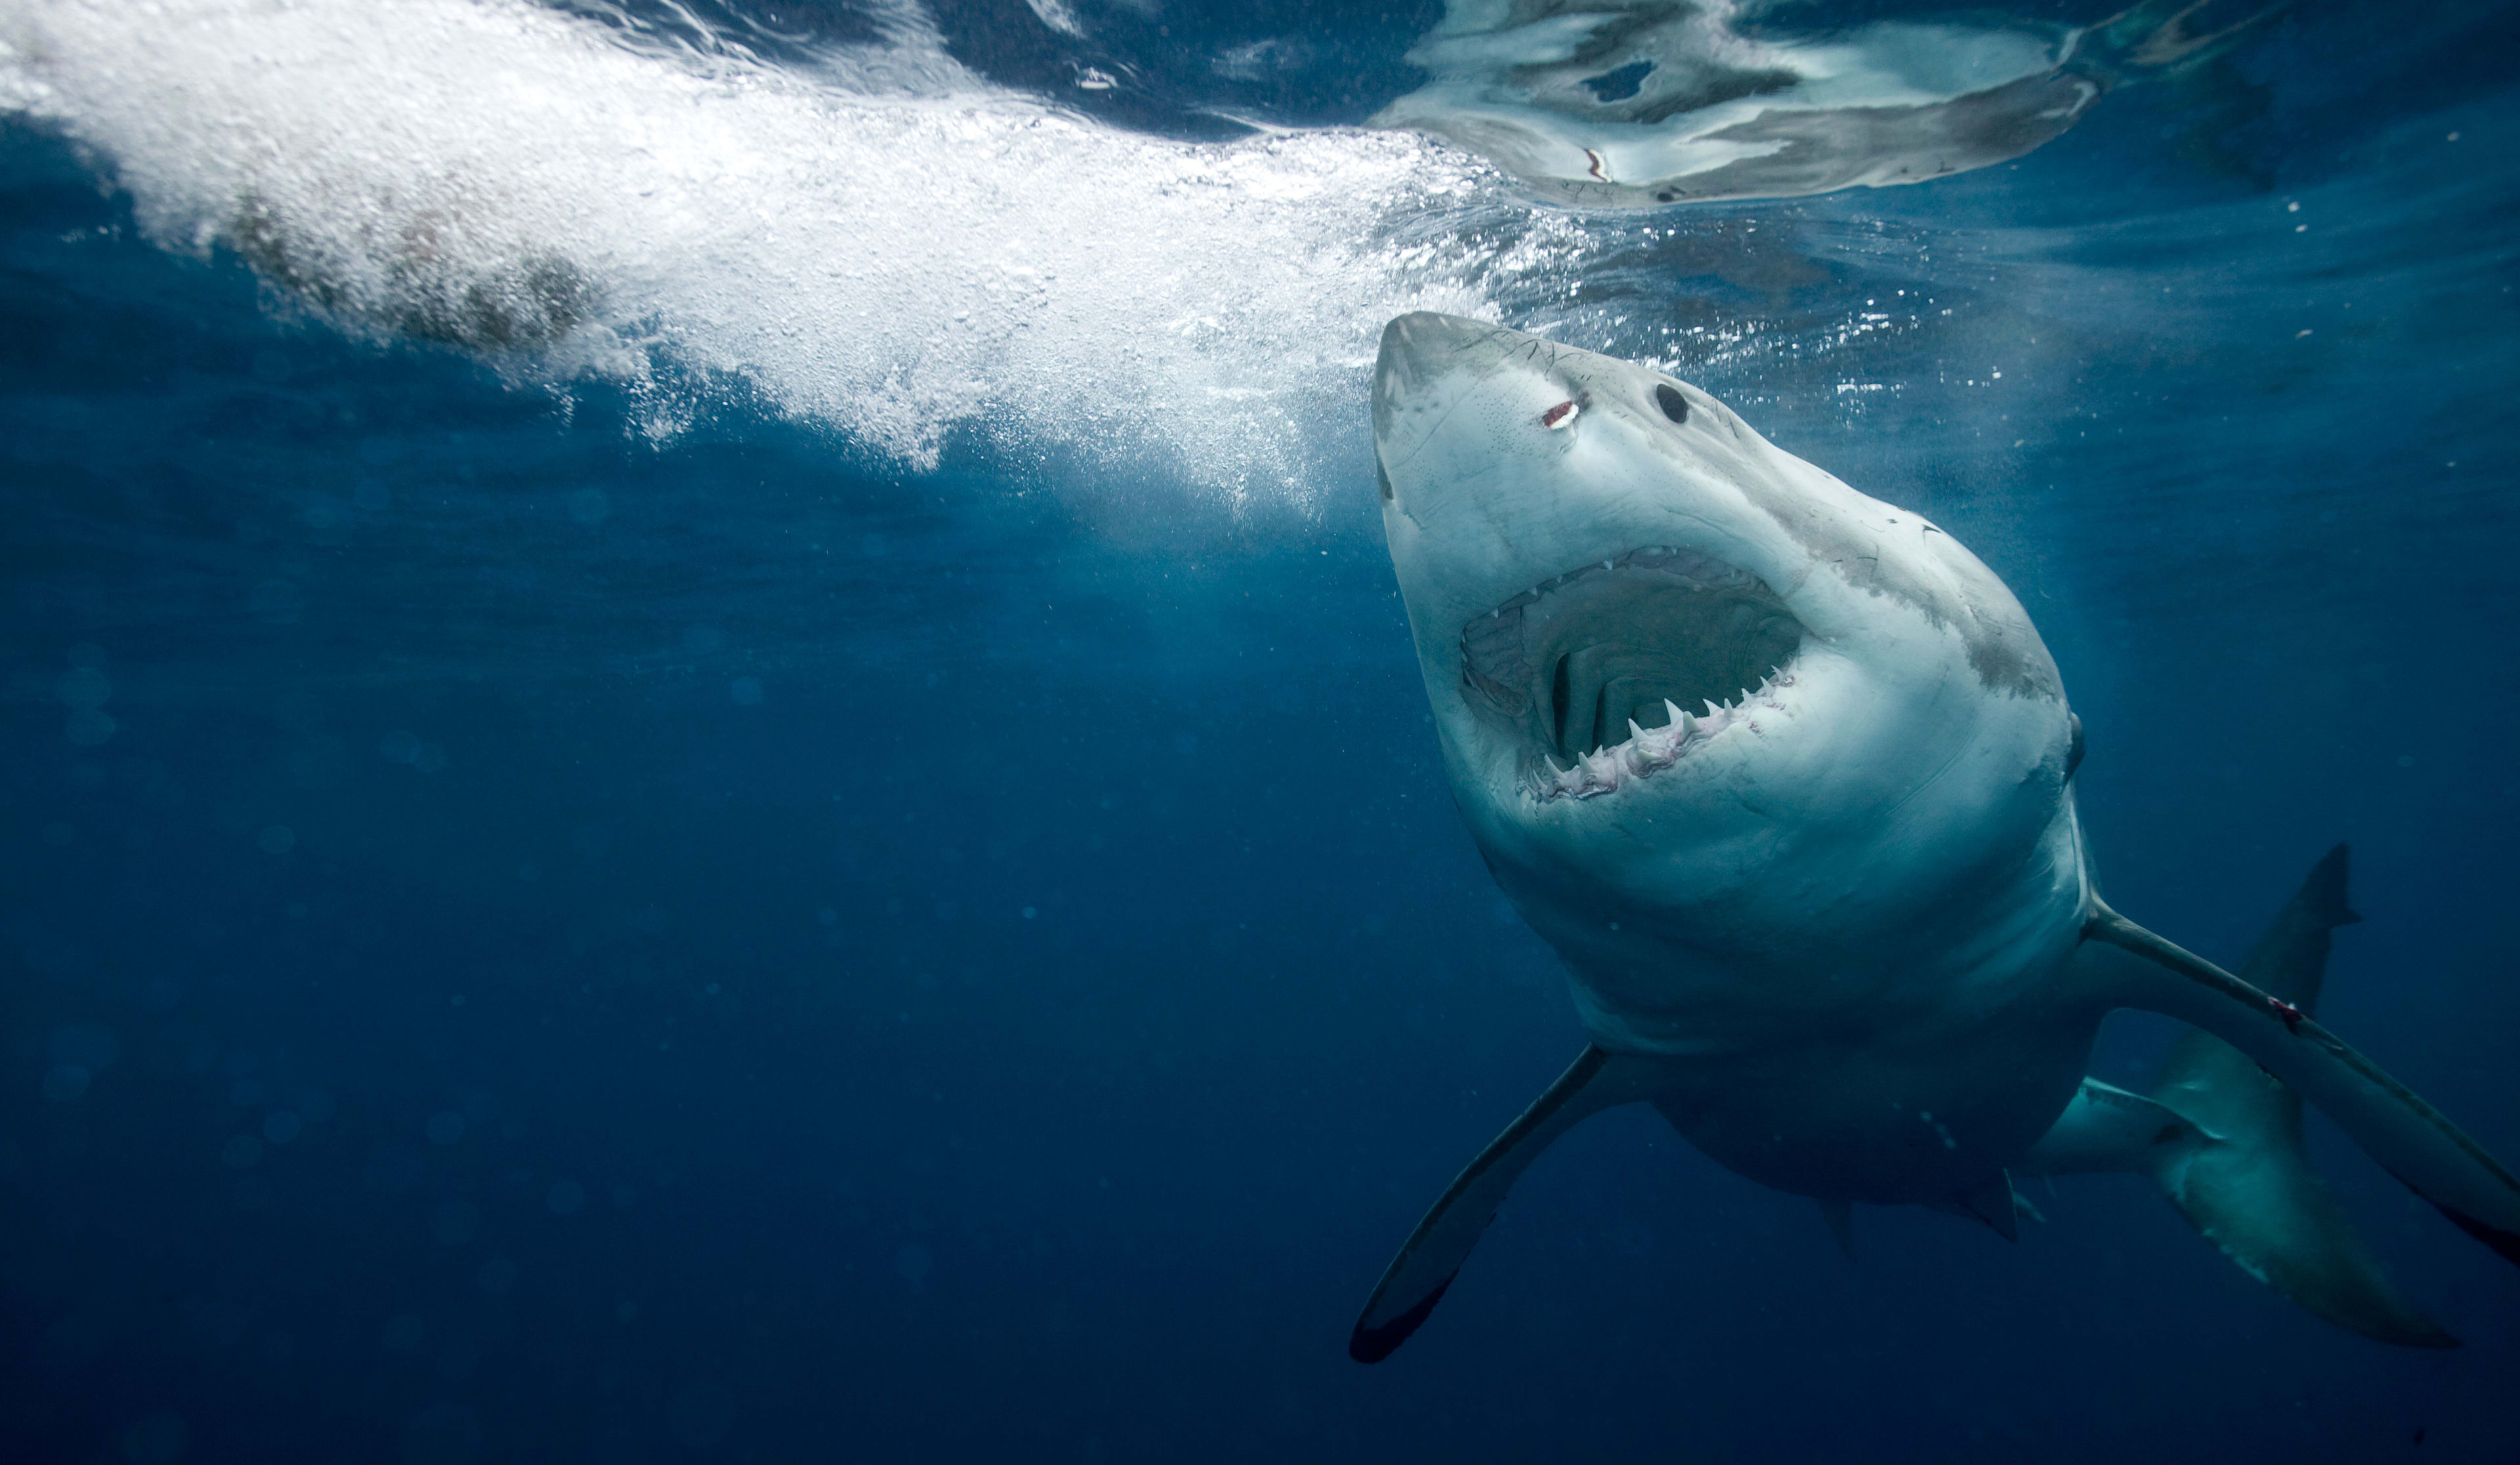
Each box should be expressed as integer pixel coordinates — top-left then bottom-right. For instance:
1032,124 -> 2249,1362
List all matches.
3,0 -> 2517,1460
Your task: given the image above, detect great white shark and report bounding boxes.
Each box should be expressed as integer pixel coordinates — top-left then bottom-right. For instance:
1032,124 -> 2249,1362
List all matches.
1351,312 -> 2520,1362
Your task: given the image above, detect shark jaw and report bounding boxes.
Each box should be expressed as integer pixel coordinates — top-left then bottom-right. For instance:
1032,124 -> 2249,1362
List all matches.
1456,543 -> 1805,803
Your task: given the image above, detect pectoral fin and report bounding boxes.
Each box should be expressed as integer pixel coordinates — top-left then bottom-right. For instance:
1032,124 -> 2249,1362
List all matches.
1349,1046 -> 1660,1363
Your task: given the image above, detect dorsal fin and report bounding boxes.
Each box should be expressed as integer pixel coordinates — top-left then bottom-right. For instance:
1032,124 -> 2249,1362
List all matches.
2232,842 -> 2358,1013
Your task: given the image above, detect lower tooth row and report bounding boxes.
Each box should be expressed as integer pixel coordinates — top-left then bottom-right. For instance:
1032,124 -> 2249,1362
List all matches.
1536,697 -> 1732,801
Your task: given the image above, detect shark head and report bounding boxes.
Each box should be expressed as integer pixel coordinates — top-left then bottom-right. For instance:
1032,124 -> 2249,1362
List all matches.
1373,313 -> 2079,999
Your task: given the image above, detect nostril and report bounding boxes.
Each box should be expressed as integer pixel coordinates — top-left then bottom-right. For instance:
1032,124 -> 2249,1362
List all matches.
1540,400 -> 1580,430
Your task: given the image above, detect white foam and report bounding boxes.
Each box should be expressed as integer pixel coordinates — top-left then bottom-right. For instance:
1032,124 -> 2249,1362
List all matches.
0,0 -> 1539,503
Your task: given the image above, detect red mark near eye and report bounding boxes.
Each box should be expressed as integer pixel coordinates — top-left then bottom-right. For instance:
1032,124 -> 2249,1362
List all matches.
1540,400 -> 1579,430
2270,998 -> 2305,1033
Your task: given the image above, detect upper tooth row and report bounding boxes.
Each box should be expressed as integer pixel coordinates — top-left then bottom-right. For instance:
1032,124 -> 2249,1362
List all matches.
1484,547 -> 1761,618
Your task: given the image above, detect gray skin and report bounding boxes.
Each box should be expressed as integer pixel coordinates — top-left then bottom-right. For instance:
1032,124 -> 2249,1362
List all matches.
1350,313 -> 2520,1363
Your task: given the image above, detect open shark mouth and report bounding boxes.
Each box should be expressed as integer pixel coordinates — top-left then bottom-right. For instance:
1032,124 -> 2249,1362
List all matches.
1457,546 -> 1804,802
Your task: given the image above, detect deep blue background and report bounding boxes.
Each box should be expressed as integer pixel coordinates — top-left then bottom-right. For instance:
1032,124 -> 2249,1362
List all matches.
6,0 -> 2519,1460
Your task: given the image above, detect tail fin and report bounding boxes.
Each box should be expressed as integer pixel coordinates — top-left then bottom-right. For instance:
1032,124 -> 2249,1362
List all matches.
2144,846 -> 2456,1348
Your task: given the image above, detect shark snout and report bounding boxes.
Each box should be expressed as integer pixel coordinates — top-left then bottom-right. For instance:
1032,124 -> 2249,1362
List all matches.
1372,312 -> 1528,469
1375,311 -> 1507,375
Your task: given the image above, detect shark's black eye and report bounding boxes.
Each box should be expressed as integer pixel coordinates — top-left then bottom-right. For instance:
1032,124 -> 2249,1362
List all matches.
1377,460 -> 1395,503
1654,384 -> 1690,425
